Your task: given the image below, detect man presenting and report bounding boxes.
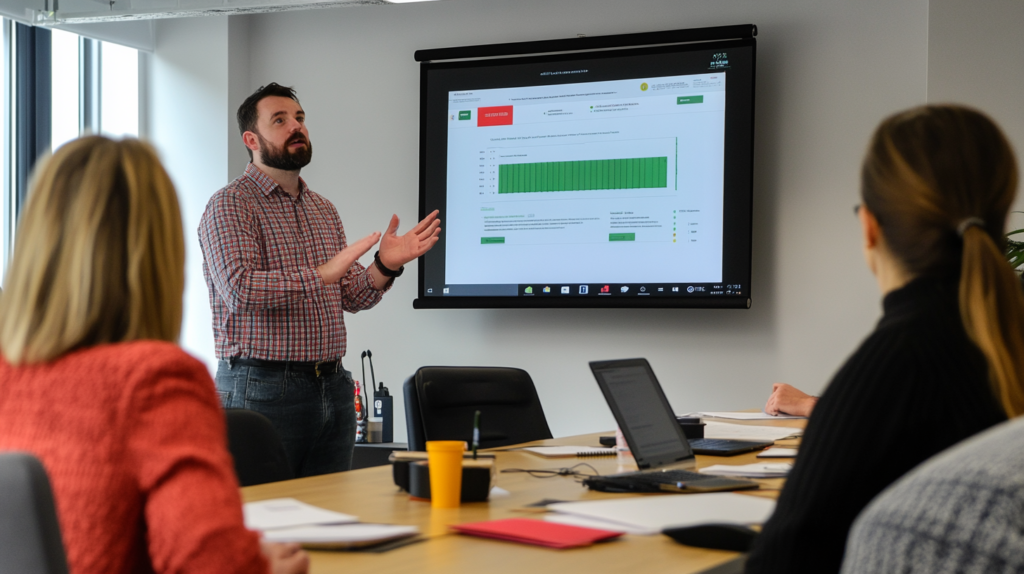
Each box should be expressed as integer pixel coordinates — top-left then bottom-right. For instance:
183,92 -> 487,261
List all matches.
199,83 -> 440,477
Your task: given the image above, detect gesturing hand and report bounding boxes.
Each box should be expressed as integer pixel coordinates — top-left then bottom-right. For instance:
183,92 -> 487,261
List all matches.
377,210 -> 442,270
317,231 -> 381,285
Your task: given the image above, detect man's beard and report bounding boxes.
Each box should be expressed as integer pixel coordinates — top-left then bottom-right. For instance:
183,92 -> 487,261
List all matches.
257,131 -> 312,171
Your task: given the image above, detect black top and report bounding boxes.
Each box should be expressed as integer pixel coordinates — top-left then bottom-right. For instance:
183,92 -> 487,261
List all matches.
745,276 -> 1006,574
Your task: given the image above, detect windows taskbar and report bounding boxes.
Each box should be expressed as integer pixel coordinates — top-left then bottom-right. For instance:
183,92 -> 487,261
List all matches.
424,283 -> 745,297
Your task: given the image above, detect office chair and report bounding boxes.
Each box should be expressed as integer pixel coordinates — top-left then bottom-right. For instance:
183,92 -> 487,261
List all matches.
404,366 -> 553,452
0,452 -> 70,574
224,409 -> 294,486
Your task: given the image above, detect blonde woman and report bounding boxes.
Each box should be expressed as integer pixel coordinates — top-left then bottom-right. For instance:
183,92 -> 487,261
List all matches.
746,106 -> 1024,574
0,136 -> 307,574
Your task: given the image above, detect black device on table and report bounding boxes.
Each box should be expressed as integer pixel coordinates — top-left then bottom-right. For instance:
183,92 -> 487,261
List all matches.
583,358 -> 759,493
662,523 -> 758,552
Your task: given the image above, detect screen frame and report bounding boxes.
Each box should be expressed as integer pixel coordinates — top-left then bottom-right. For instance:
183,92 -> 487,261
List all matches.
415,30 -> 756,310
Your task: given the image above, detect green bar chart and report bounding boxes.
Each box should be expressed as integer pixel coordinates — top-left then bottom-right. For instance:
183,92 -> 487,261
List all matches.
498,157 -> 668,194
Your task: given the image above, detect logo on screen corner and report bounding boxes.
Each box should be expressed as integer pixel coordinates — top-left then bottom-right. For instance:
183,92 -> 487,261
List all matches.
711,52 -> 730,69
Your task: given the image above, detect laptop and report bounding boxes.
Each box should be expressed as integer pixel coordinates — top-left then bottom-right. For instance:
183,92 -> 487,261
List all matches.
583,358 -> 761,494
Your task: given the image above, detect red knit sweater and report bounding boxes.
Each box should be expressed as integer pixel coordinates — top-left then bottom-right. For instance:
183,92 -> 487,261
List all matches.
0,341 -> 269,574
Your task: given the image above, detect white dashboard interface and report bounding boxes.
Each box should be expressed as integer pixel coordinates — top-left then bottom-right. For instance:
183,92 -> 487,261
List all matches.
444,73 -> 726,287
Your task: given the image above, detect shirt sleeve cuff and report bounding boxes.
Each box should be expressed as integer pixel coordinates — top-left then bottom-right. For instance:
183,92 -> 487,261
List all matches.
361,262 -> 393,295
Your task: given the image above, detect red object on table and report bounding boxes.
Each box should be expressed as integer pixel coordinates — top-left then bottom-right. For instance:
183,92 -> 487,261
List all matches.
450,518 -> 623,549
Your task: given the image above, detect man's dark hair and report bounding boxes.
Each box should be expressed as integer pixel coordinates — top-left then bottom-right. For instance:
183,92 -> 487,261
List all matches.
236,83 -> 300,161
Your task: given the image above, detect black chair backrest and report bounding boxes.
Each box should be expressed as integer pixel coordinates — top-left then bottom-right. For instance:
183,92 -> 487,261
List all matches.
224,409 -> 294,487
0,452 -> 70,574
404,367 -> 553,452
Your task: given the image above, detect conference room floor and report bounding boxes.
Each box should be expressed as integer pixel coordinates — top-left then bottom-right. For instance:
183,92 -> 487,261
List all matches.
241,419 -> 804,574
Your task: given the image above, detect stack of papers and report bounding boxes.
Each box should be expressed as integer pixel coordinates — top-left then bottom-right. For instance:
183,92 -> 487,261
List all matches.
700,463 -> 792,478
544,493 -> 776,536
689,411 -> 807,421
244,498 -> 418,549
757,447 -> 798,458
703,422 -> 803,442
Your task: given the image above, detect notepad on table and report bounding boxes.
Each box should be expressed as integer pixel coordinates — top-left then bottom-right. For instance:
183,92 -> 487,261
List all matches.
703,422 -> 803,442
521,446 -> 616,458
244,498 -> 357,530
262,524 -> 420,549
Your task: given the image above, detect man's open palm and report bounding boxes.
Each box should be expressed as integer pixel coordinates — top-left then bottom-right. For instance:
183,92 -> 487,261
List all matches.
378,210 -> 441,269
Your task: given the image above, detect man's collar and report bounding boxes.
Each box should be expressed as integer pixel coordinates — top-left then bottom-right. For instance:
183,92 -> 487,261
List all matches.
244,163 -> 308,199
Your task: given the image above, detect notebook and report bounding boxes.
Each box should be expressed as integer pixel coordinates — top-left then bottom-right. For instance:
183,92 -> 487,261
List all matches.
584,358 -> 760,493
522,446 -> 616,458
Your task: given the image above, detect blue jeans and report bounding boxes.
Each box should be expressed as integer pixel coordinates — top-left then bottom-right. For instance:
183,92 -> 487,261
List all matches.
215,360 -> 356,478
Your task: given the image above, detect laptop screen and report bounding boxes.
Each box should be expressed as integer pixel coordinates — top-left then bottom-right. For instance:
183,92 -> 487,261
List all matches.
590,359 -> 694,470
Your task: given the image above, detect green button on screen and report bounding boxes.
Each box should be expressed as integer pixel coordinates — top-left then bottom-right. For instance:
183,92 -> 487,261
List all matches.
609,233 -> 635,242
481,237 -> 505,244
676,96 -> 704,105
459,110 -> 472,120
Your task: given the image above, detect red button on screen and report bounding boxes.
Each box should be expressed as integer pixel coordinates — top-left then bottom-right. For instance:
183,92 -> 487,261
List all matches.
477,106 -> 513,127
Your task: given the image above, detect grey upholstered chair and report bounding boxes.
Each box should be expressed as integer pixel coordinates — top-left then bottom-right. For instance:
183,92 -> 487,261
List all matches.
0,452 -> 69,574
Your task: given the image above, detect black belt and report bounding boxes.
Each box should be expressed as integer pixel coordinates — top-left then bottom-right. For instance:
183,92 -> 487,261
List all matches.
231,358 -> 342,377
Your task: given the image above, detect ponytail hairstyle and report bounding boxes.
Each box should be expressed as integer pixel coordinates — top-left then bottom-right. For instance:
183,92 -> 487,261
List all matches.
0,136 -> 185,364
861,105 -> 1024,418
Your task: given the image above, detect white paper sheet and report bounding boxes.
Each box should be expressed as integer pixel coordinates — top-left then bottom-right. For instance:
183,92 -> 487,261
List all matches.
243,498 -> 358,531
703,422 -> 803,442
546,493 -> 776,535
700,463 -> 792,478
690,411 -> 806,421
757,447 -> 799,458
543,513 -> 645,535
261,523 -> 419,545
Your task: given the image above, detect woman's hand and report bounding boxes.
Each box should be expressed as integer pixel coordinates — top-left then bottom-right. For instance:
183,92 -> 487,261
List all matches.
764,383 -> 817,417
261,541 -> 309,574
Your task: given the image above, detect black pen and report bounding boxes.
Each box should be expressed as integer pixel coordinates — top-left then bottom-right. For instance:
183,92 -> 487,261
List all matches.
472,410 -> 481,460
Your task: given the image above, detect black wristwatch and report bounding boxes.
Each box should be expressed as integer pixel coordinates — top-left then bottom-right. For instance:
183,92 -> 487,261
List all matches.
373,251 -> 404,278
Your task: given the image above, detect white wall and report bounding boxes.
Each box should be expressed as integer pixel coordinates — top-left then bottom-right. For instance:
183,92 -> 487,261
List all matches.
148,0 -> 1024,444
231,0 -> 928,442
928,0 -> 1024,216
148,15 -> 231,374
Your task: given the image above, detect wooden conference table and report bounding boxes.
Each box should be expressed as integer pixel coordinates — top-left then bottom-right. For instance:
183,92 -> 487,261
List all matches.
241,418 -> 805,574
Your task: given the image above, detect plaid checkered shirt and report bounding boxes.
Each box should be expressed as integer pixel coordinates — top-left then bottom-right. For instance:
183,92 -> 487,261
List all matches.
198,163 -> 389,362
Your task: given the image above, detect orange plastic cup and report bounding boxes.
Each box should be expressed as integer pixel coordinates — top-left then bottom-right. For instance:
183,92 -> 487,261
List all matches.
426,440 -> 464,508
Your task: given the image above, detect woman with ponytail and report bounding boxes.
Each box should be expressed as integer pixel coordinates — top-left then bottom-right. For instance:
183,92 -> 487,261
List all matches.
745,105 -> 1022,574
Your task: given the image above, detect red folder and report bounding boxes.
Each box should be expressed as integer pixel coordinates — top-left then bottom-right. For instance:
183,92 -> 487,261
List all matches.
450,518 -> 623,549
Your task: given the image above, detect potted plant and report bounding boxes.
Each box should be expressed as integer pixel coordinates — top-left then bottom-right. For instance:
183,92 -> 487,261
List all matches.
1006,211 -> 1024,275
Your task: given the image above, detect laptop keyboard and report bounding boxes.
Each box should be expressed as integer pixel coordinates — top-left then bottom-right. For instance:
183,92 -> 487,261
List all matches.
610,469 -> 709,486
583,468 -> 758,493
688,438 -> 772,453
